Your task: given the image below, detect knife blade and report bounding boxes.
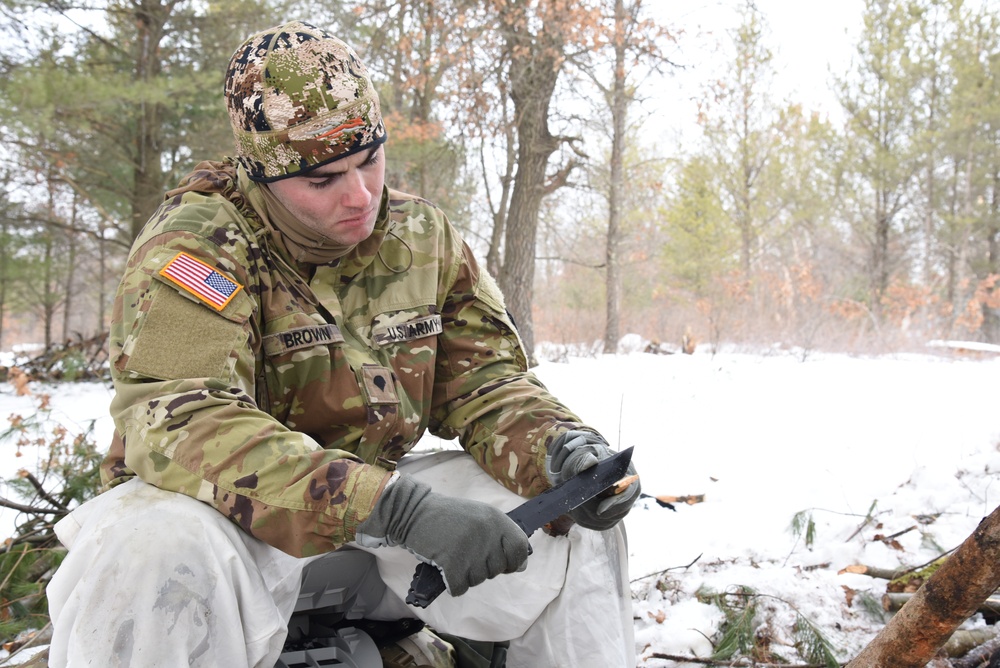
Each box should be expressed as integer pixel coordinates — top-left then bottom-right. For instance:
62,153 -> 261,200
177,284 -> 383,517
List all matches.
405,446 -> 635,608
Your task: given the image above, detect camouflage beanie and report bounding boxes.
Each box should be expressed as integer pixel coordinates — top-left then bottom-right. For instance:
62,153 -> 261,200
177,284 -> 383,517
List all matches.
225,21 -> 387,182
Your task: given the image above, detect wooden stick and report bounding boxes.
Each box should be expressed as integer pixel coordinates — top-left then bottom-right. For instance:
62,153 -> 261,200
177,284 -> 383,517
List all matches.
882,592 -> 1000,617
838,564 -> 907,580
943,627 -> 1000,660
654,493 -> 705,505
611,474 -> 639,495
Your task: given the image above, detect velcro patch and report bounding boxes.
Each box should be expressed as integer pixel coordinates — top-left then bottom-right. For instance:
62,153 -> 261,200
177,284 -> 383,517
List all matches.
159,252 -> 243,311
263,324 -> 344,356
372,314 -> 443,346
360,365 -> 399,405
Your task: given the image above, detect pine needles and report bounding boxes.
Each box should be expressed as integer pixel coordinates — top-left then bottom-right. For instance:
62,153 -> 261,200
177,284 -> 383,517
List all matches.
0,388 -> 103,647
0,544 -> 64,643
700,585 -> 844,666
790,510 -> 818,549
704,585 -> 760,660
793,613 -> 840,668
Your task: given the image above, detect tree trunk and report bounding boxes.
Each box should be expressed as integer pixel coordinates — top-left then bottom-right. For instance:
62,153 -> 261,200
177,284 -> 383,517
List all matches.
486,123 -> 516,280
0,219 -> 7,351
62,194 -> 79,342
44,172 -> 57,350
984,169 -> 1000,343
603,0 -> 627,355
43,231 -> 55,350
872,189 -> 891,320
130,0 -> 173,241
502,138 -> 549,361
847,503 -> 1000,668
499,11 -> 564,363
98,216 -> 108,335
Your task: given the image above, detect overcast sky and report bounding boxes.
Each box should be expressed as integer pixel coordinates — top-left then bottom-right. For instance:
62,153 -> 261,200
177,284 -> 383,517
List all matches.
647,0 -> 865,147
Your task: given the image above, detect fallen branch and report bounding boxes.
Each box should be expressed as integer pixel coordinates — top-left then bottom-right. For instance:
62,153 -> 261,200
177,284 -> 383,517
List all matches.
925,659 -> 953,668
846,509 -> 879,542
19,471 -> 67,512
0,495 -> 62,517
639,492 -> 705,511
9,332 -> 110,382
839,564 -> 907,580
654,494 -> 705,505
630,553 -> 703,582
874,524 -> 917,545
952,634 -> 1000,667
883,592 -> 1000,617
945,627 -> 1000,661
0,623 -> 52,666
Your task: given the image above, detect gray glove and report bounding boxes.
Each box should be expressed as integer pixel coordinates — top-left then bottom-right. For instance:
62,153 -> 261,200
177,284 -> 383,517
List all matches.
356,476 -> 530,596
546,430 -> 640,531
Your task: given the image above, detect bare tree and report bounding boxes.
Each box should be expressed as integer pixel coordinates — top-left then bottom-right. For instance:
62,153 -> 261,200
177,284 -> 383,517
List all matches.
493,0 -> 603,360
580,0 -> 672,353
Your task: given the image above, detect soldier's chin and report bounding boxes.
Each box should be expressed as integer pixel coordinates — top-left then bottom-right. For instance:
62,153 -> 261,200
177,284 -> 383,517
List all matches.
330,217 -> 376,245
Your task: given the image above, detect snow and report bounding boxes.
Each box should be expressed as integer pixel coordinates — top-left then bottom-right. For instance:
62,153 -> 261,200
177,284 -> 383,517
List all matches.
928,339 -> 1000,355
0,346 -> 997,665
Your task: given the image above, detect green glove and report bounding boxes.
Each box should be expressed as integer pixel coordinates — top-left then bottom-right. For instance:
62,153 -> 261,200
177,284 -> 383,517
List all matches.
356,476 -> 530,596
546,430 -> 640,531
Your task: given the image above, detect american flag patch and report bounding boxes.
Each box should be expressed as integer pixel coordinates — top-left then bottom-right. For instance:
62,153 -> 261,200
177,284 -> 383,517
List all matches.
159,252 -> 242,311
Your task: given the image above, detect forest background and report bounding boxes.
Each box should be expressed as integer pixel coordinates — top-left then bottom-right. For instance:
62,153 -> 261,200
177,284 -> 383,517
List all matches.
1,0 -> 999,360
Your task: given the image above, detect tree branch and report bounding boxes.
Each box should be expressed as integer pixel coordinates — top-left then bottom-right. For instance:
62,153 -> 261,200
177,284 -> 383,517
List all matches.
0,494 -> 61,516
21,471 -> 67,511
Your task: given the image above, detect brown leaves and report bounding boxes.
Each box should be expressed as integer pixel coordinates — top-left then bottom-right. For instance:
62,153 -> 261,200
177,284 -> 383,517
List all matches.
381,111 -> 444,143
8,367 -> 30,397
874,534 -> 906,551
956,273 -> 1000,334
872,524 -> 916,552
5,393 -> 57,459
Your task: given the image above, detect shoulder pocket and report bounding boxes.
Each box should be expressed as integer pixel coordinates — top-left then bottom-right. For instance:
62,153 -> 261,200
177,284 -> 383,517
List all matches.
473,266 -> 507,316
119,282 -> 252,381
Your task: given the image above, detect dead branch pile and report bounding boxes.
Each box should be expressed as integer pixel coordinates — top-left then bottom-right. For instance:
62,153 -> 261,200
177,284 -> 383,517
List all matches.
845,504 -> 1000,667
1,333 -> 109,382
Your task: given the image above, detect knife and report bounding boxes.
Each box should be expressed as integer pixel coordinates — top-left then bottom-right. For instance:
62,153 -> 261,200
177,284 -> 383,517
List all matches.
405,446 -> 635,608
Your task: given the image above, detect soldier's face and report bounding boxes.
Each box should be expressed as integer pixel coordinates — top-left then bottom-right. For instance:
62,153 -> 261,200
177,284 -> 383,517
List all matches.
267,145 -> 386,246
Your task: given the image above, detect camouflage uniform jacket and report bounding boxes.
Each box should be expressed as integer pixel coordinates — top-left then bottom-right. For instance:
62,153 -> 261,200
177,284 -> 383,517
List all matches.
102,160 -> 587,558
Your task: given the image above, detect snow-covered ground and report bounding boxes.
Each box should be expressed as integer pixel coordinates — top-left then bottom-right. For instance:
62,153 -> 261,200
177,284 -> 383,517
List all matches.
0,345 -> 997,665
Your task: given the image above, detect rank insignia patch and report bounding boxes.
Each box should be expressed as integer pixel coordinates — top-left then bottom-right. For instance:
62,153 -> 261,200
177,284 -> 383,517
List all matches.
159,252 -> 243,311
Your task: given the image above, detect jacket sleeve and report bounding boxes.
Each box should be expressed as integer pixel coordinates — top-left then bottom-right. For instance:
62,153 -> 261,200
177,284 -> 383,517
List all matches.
105,225 -> 392,558
429,239 -> 589,498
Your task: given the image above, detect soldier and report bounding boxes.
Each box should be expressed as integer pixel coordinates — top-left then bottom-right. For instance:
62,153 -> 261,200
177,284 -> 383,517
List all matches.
46,20 -> 641,668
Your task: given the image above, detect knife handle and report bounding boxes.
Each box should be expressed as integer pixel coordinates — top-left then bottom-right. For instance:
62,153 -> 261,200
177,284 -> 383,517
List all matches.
405,541 -> 535,608
406,561 -> 446,608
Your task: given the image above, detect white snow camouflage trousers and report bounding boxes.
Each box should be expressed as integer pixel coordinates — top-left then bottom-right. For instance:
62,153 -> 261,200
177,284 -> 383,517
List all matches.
46,451 -> 636,668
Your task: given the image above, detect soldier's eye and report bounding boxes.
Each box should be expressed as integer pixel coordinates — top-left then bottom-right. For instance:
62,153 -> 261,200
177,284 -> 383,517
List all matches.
307,175 -> 341,190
